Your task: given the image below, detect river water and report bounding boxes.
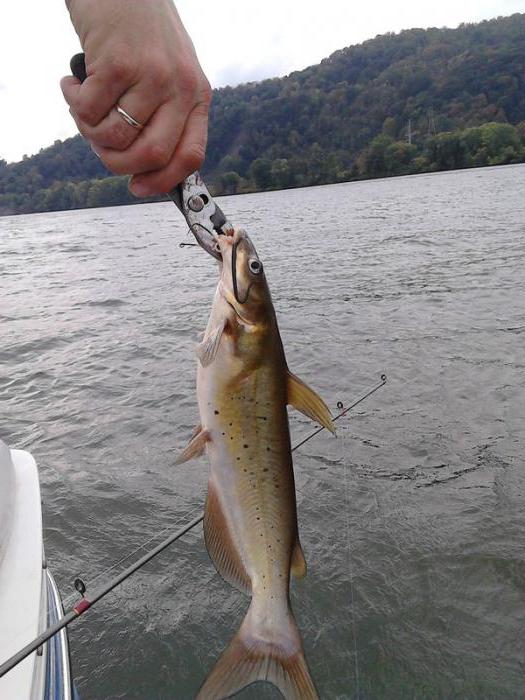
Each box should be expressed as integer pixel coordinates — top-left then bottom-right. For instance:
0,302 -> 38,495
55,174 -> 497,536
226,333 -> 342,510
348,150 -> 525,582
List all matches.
1,164 -> 524,699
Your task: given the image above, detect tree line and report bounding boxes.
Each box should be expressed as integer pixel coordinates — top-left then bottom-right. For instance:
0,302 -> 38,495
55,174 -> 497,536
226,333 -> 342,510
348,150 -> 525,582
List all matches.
1,13 -> 524,214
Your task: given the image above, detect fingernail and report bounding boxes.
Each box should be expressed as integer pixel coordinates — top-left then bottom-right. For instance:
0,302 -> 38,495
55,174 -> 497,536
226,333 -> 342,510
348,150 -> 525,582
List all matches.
129,181 -> 152,197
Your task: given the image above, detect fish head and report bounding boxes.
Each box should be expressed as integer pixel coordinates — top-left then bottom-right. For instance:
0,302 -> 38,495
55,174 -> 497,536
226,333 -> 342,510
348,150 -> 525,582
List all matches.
217,228 -> 272,323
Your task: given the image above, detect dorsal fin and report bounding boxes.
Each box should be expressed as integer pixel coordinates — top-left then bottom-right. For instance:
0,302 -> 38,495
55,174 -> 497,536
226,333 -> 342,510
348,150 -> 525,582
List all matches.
204,478 -> 251,595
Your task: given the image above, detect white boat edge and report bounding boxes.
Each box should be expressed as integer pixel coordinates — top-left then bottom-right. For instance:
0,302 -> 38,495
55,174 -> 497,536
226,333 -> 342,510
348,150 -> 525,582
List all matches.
0,440 -> 77,700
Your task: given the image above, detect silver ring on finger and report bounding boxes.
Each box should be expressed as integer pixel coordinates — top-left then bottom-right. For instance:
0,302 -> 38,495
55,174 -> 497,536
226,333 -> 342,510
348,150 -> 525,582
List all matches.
116,104 -> 144,130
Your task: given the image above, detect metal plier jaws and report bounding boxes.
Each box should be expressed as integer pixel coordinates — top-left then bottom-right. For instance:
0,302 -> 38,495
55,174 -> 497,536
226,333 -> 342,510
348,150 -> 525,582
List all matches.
169,172 -> 233,260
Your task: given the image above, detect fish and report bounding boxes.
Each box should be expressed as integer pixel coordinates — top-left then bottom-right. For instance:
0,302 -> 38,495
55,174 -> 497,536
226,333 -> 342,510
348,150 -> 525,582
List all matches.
177,227 -> 335,699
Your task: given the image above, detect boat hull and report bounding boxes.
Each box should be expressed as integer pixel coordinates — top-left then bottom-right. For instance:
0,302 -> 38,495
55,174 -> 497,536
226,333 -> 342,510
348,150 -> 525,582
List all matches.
0,442 -> 76,700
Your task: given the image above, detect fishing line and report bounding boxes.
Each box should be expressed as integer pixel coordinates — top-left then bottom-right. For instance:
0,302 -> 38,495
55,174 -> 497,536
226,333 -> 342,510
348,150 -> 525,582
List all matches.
342,422 -> 361,698
179,223 -> 222,258
0,373 -> 387,681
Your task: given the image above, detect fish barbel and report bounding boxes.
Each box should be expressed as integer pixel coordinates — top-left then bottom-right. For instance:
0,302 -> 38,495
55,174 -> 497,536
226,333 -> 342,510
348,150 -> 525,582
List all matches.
177,228 -> 334,699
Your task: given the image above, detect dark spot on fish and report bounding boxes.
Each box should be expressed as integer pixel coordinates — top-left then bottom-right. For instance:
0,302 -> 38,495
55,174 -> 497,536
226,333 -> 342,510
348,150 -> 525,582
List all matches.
221,432 -> 225,436
274,484 -> 280,488
243,468 -> 247,473
266,447 -> 271,451
229,422 -> 233,427
230,436 -> 234,440
243,444 -> 249,448
263,468 -> 269,472
257,415 -> 267,421
237,457 -> 241,461
256,517 -> 260,521
214,410 -> 219,415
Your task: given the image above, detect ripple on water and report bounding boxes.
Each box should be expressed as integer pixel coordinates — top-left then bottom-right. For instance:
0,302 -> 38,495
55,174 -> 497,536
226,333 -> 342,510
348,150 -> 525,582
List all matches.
1,165 -> 525,699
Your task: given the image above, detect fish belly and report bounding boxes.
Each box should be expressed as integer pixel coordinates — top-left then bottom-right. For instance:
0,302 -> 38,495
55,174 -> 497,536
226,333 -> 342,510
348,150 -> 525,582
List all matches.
198,352 -> 297,602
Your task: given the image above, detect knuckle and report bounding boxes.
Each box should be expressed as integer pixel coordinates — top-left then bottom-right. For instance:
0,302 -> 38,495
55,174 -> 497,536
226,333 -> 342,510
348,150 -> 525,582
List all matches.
106,51 -> 136,83
107,121 -> 133,150
148,58 -> 171,91
177,65 -> 199,98
199,78 -> 213,106
75,101 -> 99,126
101,157 -> 128,176
180,143 -> 206,174
145,141 -> 172,169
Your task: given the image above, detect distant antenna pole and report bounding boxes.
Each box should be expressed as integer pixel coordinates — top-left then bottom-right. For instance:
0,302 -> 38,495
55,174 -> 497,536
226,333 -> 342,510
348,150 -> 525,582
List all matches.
427,108 -> 437,136
407,118 -> 412,145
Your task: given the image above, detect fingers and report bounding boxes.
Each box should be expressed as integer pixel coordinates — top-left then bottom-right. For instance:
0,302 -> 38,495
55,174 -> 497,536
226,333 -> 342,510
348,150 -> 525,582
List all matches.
60,57 -> 136,126
68,85 -> 159,152
129,101 -> 209,196
61,65 -> 163,151
93,100 -> 189,176
69,106 -> 139,152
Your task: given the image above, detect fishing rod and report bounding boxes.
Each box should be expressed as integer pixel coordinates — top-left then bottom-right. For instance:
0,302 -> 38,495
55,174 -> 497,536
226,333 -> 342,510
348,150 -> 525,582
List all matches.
0,373 -> 387,680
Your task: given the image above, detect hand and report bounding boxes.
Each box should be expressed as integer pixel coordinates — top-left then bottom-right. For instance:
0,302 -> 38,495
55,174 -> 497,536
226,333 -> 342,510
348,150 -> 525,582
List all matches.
61,0 -> 212,196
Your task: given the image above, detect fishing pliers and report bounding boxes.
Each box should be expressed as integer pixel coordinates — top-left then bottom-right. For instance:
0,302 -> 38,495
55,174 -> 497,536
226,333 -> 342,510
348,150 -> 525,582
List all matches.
169,173 -> 233,261
69,53 -> 231,262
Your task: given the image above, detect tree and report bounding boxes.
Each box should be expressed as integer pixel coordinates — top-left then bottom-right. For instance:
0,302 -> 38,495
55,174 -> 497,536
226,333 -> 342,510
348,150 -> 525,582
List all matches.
218,171 -> 242,195
249,158 -> 273,189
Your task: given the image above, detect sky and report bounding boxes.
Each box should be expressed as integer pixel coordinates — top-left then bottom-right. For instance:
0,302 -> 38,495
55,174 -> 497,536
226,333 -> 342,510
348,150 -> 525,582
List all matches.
0,0 -> 523,163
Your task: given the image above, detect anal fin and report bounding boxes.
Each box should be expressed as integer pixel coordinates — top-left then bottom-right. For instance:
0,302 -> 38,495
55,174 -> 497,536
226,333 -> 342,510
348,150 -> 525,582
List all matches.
204,478 -> 251,595
287,370 -> 336,434
291,538 -> 307,579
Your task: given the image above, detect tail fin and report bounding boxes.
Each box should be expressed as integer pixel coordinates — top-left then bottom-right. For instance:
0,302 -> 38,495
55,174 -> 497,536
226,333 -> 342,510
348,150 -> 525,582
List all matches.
197,600 -> 319,700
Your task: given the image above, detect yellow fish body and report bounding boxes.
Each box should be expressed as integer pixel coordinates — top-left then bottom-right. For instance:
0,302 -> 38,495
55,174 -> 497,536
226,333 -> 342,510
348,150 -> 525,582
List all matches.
177,228 -> 334,699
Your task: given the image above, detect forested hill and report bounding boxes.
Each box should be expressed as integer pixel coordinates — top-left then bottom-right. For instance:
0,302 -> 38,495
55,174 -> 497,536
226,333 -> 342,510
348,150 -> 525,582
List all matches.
1,13 -> 524,215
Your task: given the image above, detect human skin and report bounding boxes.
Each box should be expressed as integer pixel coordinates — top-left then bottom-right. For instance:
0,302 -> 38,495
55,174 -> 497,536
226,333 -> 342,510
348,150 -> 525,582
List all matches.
61,0 -> 212,196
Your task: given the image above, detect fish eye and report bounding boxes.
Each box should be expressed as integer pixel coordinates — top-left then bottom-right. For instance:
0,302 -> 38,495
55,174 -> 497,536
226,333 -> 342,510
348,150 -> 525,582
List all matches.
248,259 -> 263,275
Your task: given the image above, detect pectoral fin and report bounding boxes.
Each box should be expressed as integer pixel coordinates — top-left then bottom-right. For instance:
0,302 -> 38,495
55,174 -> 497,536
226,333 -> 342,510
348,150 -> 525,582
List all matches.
196,319 -> 227,367
287,371 -> 335,434
175,428 -> 210,464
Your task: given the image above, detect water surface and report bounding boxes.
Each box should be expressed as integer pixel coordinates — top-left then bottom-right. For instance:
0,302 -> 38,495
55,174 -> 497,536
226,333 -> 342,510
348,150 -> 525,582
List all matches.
1,165 -> 524,699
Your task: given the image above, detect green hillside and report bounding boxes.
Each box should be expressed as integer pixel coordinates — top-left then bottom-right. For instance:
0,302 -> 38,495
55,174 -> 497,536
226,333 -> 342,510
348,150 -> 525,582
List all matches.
1,13 -> 524,215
